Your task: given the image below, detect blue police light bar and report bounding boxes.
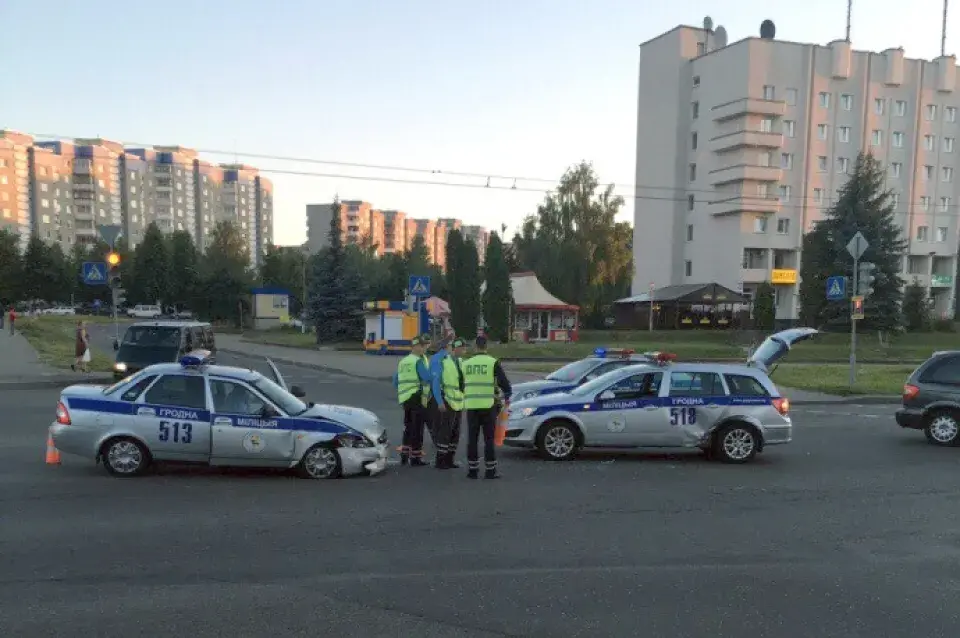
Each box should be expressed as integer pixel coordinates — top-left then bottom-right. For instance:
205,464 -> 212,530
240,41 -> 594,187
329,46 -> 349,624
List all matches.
180,349 -> 212,368
594,347 -> 607,358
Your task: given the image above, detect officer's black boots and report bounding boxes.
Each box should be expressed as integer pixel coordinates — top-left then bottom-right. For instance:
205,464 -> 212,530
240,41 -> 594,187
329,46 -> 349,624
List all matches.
484,469 -> 500,480
466,469 -> 478,479
410,457 -> 428,467
400,453 -> 409,466
446,454 -> 461,469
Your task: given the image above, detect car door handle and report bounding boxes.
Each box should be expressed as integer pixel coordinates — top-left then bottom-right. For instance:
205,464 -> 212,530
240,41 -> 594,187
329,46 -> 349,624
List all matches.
214,417 -> 232,426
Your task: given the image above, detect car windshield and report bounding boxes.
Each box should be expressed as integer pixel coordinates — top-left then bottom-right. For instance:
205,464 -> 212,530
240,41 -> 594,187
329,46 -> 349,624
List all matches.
253,376 -> 308,416
569,366 -> 655,395
103,372 -> 140,395
545,359 -> 598,382
122,326 -> 181,348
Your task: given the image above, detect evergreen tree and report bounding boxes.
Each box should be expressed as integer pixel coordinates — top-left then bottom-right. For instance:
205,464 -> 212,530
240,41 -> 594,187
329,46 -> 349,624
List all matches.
902,280 -> 931,331
168,230 -> 200,311
482,232 -> 514,342
404,234 -> 431,286
445,229 -> 467,334
0,229 -> 23,306
308,197 -> 364,343
199,221 -> 252,325
131,223 -> 170,305
21,235 -> 67,302
753,281 -> 776,331
798,153 -> 906,331
458,237 -> 482,340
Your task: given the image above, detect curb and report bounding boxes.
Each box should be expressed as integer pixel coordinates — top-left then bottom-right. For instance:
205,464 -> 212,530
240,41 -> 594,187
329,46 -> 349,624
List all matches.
0,374 -> 113,390
220,349 -> 393,382
789,396 -> 900,406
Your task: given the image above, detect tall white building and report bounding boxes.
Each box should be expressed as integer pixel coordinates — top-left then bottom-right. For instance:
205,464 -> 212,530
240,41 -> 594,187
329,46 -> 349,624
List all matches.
634,18 -> 960,320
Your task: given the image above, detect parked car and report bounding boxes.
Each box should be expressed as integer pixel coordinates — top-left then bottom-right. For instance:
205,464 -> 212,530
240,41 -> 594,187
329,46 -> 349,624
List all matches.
897,351 -> 960,445
127,305 -> 163,319
41,306 -> 76,316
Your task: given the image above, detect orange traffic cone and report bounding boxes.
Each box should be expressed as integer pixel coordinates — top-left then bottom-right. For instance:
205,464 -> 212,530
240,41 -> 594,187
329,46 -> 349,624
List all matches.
494,408 -> 508,447
45,434 -> 61,465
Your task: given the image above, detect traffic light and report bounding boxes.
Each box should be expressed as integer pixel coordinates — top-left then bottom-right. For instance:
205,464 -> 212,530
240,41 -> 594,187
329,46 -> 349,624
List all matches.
857,262 -> 877,297
852,295 -> 865,319
106,251 -> 121,288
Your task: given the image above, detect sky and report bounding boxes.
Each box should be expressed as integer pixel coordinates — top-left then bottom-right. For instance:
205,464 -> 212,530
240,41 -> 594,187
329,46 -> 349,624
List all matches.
3,0 -> 960,246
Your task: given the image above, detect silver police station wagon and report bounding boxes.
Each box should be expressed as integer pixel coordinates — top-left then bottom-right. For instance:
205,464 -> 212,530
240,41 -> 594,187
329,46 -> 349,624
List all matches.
502,328 -> 818,464
49,351 -> 389,479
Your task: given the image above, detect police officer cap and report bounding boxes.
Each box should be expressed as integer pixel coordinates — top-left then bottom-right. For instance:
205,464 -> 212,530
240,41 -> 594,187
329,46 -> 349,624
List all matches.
420,333 -> 432,343
452,337 -> 466,348
475,335 -> 488,347
411,336 -> 422,346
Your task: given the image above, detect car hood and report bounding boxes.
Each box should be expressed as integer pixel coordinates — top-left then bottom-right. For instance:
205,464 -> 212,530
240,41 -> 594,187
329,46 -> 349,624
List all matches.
512,379 -> 575,397
300,403 -> 382,439
510,389 -> 581,413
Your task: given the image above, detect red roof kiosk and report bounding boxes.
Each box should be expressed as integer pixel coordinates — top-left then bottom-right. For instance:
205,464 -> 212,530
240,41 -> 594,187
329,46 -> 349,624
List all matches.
508,272 -> 579,343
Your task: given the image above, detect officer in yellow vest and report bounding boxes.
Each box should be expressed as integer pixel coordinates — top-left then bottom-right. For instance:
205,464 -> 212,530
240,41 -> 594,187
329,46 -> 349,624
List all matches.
392,336 -> 431,466
434,337 -> 467,469
462,335 -> 512,479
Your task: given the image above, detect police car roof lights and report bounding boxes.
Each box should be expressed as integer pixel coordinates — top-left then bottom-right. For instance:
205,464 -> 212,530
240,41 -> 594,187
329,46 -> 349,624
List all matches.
593,347 -> 635,359
179,350 -> 212,368
652,352 -> 677,365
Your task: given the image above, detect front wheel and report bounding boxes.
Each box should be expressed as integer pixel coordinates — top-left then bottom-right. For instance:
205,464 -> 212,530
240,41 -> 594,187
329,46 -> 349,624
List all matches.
712,423 -> 759,464
536,421 -> 580,461
297,444 -> 342,479
923,410 -> 960,446
102,437 -> 151,477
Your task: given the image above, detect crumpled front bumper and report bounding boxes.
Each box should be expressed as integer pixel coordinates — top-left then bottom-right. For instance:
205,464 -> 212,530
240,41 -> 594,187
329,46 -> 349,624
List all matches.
339,443 -> 390,476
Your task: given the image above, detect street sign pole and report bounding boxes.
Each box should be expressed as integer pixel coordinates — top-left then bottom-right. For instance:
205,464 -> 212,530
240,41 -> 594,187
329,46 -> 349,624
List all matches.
845,231 -> 869,389
111,287 -> 120,344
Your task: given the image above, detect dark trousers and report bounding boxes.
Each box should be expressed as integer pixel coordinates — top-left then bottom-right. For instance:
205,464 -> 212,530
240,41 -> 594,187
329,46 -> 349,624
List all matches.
401,398 -> 425,458
425,398 -> 439,445
434,408 -> 462,457
466,408 -> 498,473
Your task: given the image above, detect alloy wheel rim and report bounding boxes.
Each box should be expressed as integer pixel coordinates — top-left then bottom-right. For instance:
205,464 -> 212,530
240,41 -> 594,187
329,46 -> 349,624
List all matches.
722,429 -> 755,460
108,441 -> 143,473
304,447 -> 338,478
544,427 -> 575,458
930,416 -> 959,443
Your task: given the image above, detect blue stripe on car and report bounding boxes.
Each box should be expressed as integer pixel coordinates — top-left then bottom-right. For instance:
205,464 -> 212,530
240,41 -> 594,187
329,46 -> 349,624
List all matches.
529,395 -> 772,417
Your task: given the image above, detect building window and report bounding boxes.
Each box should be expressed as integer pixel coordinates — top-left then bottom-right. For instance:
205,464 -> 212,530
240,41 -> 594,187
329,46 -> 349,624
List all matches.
872,130 -> 883,146
937,226 -> 948,242
838,126 -> 851,143
944,167 -> 954,182
815,156 -> 826,172
895,100 -> 907,116
691,101 -> 699,119
754,116 -> 773,133
941,196 -> 951,213
840,94 -> 853,110
926,104 -> 938,121
813,188 -> 824,204
837,157 -> 849,173
692,75 -> 700,87
691,132 -> 698,150
686,224 -> 693,241
777,218 -> 790,234
780,153 -> 793,169
757,183 -> 770,198
785,88 -> 798,106
696,42 -> 705,56
819,92 -> 830,108
782,120 -> 796,137
891,162 -> 902,177
758,151 -> 773,167
924,165 -> 934,180
689,163 -> 697,181
874,98 -> 885,115
947,106 -> 957,122
917,226 -> 929,241
687,194 -> 695,211
778,185 -> 791,201
945,137 -> 955,153
925,135 -> 936,151
754,216 -> 768,233
891,192 -> 900,208
921,196 -> 931,211
817,124 -> 828,140
684,260 -> 693,276
892,131 -> 904,147
763,85 -> 775,100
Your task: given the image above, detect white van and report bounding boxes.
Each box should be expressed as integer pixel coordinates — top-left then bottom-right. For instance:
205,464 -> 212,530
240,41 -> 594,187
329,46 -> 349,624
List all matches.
126,304 -> 163,319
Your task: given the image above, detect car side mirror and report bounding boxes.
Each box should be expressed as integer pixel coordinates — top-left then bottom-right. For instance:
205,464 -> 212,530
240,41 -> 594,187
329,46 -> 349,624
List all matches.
598,390 -> 615,401
113,340 -> 119,351
290,385 -> 306,398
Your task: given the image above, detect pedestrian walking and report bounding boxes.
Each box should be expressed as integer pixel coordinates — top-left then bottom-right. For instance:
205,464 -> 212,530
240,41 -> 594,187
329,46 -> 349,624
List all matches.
8,306 -> 15,335
392,336 -> 432,466
431,337 -> 467,469
463,335 -> 512,479
72,320 -> 91,372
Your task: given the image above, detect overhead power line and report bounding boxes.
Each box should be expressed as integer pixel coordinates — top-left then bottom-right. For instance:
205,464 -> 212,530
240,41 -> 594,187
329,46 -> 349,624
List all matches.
24,131 -> 960,218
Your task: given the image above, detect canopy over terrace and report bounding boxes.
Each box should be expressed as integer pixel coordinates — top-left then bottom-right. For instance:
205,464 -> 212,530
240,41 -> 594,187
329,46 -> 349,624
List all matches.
613,283 -> 750,329
481,271 -> 580,342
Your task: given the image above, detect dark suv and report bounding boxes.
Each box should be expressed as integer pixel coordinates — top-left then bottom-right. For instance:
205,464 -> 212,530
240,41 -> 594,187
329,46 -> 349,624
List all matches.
896,350 -> 960,446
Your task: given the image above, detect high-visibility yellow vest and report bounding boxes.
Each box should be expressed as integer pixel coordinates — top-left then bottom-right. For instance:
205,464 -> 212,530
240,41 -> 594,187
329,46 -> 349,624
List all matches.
396,354 -> 422,404
421,354 -> 432,406
463,354 -> 497,410
441,356 -> 465,411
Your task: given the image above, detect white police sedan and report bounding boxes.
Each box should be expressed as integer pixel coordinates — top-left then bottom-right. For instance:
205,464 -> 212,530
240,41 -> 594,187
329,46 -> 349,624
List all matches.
48,351 -> 389,479
511,348 -> 654,402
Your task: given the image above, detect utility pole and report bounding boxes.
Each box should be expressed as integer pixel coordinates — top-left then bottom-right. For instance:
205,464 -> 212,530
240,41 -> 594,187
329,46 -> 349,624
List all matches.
845,232 -> 870,388
648,282 -> 655,332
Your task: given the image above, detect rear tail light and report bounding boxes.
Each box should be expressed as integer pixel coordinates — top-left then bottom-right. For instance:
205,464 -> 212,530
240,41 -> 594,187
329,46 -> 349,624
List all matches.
903,384 -> 920,401
772,397 -> 789,416
56,401 -> 71,425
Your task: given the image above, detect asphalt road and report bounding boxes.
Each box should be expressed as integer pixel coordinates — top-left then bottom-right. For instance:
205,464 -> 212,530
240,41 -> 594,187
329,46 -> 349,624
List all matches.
4,348 -> 960,637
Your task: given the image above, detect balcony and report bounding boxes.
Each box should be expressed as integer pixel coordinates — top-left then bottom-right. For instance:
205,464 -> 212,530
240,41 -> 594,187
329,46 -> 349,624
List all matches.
710,130 -> 783,153
741,267 -> 770,283
72,159 -> 92,174
709,164 -> 783,186
711,98 -> 786,122
709,195 -> 781,216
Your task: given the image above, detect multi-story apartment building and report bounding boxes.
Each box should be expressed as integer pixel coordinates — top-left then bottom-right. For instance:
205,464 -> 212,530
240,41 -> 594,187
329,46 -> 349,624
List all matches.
634,19 -> 960,320
0,131 -> 274,266
305,200 -> 486,271
462,224 -> 490,264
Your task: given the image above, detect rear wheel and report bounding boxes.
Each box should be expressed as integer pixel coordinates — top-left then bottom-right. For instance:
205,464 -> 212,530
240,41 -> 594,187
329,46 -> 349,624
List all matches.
101,437 -> 151,477
923,410 -> 960,446
712,423 -> 759,464
297,444 -> 342,479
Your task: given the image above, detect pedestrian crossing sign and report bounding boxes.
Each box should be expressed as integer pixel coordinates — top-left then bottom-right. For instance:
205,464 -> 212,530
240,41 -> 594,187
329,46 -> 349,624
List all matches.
82,261 -> 107,285
829,280 -> 842,296
408,275 -> 431,297
825,275 -> 846,301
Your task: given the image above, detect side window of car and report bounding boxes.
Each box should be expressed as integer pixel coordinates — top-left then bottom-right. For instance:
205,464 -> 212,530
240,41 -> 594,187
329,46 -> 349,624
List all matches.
120,375 -> 157,402
919,356 -> 960,385
723,374 -> 769,397
210,379 -> 269,416
143,374 -> 207,409
668,371 -> 725,397
582,361 -> 626,382
204,327 -> 216,350
606,372 -> 663,399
